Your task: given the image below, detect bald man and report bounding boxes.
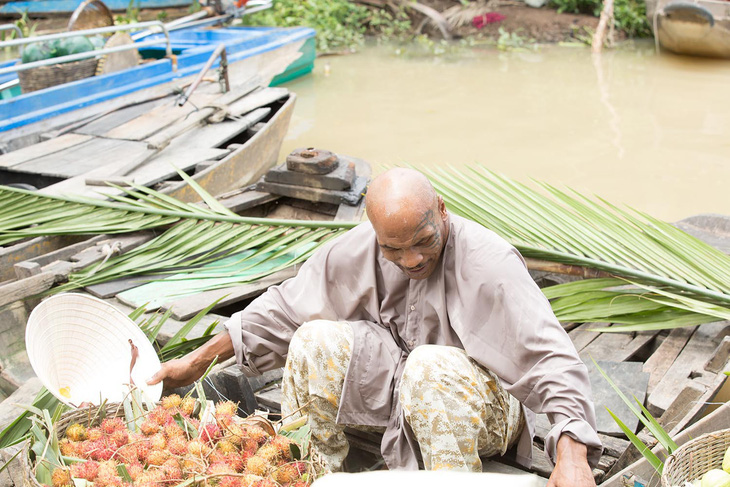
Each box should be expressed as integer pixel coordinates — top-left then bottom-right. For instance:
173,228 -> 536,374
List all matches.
149,168 -> 601,486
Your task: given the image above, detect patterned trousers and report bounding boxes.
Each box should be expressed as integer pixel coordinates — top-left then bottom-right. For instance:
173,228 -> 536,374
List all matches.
281,320 -> 524,472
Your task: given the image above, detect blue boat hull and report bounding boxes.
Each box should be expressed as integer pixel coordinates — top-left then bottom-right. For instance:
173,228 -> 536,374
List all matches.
0,26 -> 315,136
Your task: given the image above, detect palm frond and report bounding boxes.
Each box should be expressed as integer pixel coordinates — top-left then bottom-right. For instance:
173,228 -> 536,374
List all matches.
429,166 -> 730,307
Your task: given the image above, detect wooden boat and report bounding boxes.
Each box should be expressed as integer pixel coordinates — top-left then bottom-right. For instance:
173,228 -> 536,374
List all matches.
0,72 -> 297,202
647,0 -> 730,58
0,23 -> 315,146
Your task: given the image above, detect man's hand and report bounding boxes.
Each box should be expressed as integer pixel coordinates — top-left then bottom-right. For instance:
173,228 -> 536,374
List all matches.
147,332 -> 235,389
547,434 -> 596,487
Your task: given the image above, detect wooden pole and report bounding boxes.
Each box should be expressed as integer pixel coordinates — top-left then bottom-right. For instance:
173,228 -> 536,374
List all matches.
525,257 -> 613,279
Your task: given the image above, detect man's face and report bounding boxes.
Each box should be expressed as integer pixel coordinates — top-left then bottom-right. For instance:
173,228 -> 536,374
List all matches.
373,196 -> 449,280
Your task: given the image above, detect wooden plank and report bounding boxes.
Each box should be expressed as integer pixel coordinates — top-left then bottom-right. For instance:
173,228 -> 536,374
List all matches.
166,110 -> 270,153
227,87 -> 289,118
145,79 -> 261,150
0,235 -> 87,282
0,134 -> 91,169
648,320 -> 729,415
74,98 -> 170,136
13,235 -> 106,273
15,138 -> 151,179
568,322 -> 604,352
579,327 -> 659,363
115,146 -> 229,187
0,272 -> 56,308
103,94 -> 216,141
643,326 -> 696,395
70,233 -> 155,270
84,274 -> 169,299
217,189 -> 280,213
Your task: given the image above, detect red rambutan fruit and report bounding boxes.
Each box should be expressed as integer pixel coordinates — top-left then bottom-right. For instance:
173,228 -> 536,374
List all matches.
59,439 -> 80,458
180,397 -> 196,416
149,433 -> 167,451
215,401 -> 238,418
269,435 -> 293,461
147,449 -> 169,466
253,479 -> 277,487
245,456 -> 269,477
187,439 -> 210,457
216,439 -> 238,454
167,435 -> 188,456
100,417 -> 125,435
272,463 -> 301,484
140,420 -> 159,436
109,429 -> 128,448
126,462 -> 144,481
70,460 -> 99,481
51,468 -> 72,487
162,458 -> 183,481
86,427 -> 103,441
161,394 -> 183,410
200,423 -> 221,444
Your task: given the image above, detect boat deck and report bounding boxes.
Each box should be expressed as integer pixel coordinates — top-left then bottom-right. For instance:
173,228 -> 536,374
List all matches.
0,80 -> 292,199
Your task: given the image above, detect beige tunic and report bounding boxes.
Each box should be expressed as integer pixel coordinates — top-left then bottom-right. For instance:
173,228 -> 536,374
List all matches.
225,214 -> 603,469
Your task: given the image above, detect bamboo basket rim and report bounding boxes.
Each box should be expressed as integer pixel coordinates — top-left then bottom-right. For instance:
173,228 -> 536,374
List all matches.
661,428 -> 730,486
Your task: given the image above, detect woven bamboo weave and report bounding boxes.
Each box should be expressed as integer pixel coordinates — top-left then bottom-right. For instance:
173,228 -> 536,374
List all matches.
18,57 -> 98,93
662,429 -> 730,486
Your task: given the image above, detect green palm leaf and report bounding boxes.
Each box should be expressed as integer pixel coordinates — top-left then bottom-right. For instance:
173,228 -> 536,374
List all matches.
429,166 -> 730,303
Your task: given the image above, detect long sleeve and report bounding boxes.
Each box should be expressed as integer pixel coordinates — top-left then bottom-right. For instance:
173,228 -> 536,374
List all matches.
224,223 -> 382,375
446,220 -> 603,467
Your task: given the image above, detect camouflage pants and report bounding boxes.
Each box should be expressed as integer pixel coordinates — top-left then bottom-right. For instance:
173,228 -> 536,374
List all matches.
281,320 -> 524,472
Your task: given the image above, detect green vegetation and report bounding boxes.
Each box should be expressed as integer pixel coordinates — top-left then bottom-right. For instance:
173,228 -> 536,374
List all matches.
243,0 -> 411,53
550,0 -> 652,37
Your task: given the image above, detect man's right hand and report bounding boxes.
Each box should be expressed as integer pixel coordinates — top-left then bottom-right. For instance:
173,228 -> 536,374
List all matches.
146,331 -> 235,390
147,356 -> 208,389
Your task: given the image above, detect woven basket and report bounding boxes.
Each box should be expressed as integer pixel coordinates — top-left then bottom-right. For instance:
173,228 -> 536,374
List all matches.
17,57 -> 98,94
661,429 -> 730,486
22,404 -> 330,487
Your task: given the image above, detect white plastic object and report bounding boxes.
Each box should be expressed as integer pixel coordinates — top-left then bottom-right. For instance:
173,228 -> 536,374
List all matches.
25,293 -> 162,407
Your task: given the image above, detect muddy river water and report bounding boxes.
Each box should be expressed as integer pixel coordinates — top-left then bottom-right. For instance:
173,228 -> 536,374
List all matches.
280,41 -> 730,222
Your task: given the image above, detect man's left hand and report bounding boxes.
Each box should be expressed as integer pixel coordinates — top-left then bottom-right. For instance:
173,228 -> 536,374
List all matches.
547,434 -> 596,487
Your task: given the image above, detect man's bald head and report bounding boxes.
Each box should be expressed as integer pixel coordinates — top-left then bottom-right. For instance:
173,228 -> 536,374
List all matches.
366,168 -> 438,224
366,168 -> 449,280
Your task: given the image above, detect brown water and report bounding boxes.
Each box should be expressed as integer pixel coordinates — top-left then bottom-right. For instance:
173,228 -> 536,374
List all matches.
280,41 -> 730,222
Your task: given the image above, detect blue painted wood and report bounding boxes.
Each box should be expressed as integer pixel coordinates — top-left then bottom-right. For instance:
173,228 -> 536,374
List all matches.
0,0 -> 191,15
0,26 -> 315,132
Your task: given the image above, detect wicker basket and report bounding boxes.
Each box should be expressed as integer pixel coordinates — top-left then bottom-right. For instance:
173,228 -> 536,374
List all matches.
21,403 -> 330,487
17,57 -> 98,94
661,429 -> 730,486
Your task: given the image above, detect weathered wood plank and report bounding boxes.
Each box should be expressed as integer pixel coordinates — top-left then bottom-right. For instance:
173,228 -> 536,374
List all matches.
12,235 -> 106,276
103,94 -> 217,141
74,98 -> 170,136
568,322 -> 604,352
84,274 -> 168,299
217,189 -> 280,213
17,138 -> 151,179
643,326 -> 696,395
648,320 -> 730,416
578,327 -> 659,363
0,271 -> 58,308
0,134 -> 91,169
167,109 -> 271,155
226,87 -> 289,118
0,235 -> 87,282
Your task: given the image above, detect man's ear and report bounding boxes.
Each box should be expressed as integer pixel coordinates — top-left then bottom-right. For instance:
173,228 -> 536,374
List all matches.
438,195 -> 447,220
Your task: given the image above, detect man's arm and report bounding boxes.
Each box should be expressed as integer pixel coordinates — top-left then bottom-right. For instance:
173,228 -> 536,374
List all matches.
147,331 -> 234,389
547,434 -> 596,487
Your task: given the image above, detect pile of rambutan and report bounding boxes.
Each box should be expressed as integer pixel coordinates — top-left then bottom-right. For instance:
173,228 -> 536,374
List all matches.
48,396 -> 316,487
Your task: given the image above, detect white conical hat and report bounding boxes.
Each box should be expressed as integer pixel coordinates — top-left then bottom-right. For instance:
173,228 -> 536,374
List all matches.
25,293 -> 163,407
